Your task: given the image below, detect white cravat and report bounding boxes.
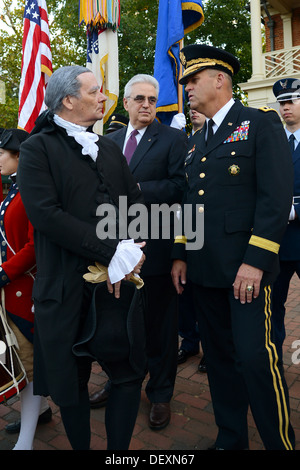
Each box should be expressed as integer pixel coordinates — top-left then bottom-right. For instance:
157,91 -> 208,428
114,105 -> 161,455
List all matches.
54,114 -> 99,161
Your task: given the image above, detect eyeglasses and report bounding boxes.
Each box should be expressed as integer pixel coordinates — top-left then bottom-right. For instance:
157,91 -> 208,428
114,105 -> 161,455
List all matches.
129,95 -> 157,105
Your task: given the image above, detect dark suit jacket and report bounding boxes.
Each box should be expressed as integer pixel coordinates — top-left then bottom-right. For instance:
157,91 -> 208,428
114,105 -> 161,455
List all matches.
105,119 -> 188,276
279,138 -> 300,261
172,100 -> 294,288
17,112 -> 145,406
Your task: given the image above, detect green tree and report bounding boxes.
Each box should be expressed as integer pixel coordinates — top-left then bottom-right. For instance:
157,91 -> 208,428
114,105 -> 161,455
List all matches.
0,0 -> 25,127
0,0 -> 87,128
117,0 -> 159,107
187,0 -> 252,99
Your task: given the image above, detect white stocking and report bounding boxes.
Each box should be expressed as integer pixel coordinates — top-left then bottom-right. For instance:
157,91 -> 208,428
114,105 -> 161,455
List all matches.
39,395 -> 49,414
13,381 -> 42,450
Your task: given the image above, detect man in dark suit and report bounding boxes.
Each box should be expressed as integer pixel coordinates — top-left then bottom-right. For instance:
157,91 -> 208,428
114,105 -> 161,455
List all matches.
171,44 -> 295,450
89,74 -> 187,430
17,65 -> 147,450
272,78 -> 300,364
177,108 -> 206,371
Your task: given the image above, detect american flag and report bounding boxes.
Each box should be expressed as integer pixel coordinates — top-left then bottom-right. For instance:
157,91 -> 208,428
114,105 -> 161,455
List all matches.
18,0 -> 52,132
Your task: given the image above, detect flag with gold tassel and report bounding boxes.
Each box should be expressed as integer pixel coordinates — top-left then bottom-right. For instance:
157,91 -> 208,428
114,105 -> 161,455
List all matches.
79,1 -> 120,134
154,0 -> 204,126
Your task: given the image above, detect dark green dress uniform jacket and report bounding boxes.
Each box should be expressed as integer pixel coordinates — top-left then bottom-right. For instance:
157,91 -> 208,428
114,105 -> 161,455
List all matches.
172,99 -> 294,288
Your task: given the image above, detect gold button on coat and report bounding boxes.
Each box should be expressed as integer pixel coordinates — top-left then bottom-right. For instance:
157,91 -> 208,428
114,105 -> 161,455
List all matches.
200,173 -> 205,178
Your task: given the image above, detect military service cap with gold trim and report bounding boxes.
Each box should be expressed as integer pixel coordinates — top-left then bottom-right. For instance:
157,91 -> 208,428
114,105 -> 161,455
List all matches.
179,44 -> 240,85
106,113 -> 129,134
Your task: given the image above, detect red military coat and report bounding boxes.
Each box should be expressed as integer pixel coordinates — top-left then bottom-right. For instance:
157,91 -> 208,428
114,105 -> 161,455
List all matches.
0,180 -> 35,343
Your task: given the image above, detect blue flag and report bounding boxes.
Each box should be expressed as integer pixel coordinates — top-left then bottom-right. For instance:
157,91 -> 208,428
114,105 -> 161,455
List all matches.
154,0 -> 204,126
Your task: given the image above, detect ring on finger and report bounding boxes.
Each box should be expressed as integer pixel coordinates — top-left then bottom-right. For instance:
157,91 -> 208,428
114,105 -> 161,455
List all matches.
246,285 -> 254,293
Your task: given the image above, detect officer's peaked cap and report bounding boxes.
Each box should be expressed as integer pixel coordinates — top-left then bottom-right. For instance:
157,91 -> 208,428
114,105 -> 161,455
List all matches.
179,44 -> 240,85
273,78 -> 300,102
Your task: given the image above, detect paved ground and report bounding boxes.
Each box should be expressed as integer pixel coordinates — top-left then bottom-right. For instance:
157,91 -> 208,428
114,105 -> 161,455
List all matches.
0,276 -> 300,453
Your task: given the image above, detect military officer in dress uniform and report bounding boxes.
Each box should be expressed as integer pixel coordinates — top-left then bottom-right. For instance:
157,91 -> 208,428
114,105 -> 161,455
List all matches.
106,113 -> 129,134
171,44 -> 295,450
272,78 -> 300,364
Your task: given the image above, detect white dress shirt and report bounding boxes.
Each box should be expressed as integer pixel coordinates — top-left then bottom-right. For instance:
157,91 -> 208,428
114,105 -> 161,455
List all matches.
285,128 -> 300,220
122,123 -> 147,154
205,98 -> 235,138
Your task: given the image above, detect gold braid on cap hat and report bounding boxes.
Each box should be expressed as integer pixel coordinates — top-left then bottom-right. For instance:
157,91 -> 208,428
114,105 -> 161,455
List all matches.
181,56 -> 234,77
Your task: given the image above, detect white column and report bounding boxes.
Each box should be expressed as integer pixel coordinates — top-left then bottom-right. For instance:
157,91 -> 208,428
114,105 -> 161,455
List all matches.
282,13 -> 292,49
250,0 -> 264,80
282,13 -> 293,74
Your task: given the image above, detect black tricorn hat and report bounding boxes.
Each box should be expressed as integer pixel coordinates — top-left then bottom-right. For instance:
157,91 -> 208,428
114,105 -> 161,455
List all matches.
72,281 -> 147,383
0,128 -> 29,151
273,78 -> 300,102
106,113 -> 129,134
179,44 -> 240,85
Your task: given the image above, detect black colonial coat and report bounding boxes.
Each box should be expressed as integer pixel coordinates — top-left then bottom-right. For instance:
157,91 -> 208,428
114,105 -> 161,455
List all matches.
17,112 -> 145,406
172,100 -> 294,287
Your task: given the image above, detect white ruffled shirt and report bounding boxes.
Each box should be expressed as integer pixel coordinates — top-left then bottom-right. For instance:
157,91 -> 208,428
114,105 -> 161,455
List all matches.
54,114 -> 143,283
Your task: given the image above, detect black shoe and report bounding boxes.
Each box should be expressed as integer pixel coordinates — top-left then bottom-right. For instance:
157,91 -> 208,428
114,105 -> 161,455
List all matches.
5,407 -> 52,434
198,355 -> 207,373
177,348 -> 198,364
149,403 -> 171,430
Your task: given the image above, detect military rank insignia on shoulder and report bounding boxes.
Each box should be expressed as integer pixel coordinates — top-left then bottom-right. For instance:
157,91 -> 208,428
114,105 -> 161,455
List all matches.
259,106 -> 276,113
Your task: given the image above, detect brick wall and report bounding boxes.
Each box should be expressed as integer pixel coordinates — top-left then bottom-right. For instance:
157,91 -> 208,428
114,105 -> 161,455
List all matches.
293,8 -> 300,46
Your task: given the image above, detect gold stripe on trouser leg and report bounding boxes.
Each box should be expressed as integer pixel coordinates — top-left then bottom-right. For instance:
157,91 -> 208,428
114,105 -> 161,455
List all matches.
264,286 -> 293,450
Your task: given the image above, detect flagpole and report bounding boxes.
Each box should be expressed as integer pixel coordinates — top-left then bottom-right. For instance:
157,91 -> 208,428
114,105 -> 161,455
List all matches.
79,1 -> 120,135
178,39 -> 184,114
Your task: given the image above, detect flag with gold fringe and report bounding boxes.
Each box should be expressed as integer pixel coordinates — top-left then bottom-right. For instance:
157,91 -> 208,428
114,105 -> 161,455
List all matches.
79,0 -> 120,134
154,0 -> 204,126
18,0 -> 52,132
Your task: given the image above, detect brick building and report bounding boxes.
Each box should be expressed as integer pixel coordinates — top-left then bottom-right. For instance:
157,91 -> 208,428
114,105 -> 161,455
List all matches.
240,0 -> 300,108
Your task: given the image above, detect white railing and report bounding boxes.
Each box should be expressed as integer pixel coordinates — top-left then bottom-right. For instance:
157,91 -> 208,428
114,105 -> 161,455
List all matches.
263,45 -> 300,78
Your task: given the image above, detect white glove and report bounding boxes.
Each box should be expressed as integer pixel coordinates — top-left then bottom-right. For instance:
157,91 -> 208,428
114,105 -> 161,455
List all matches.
170,113 -> 186,130
289,205 -> 296,221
